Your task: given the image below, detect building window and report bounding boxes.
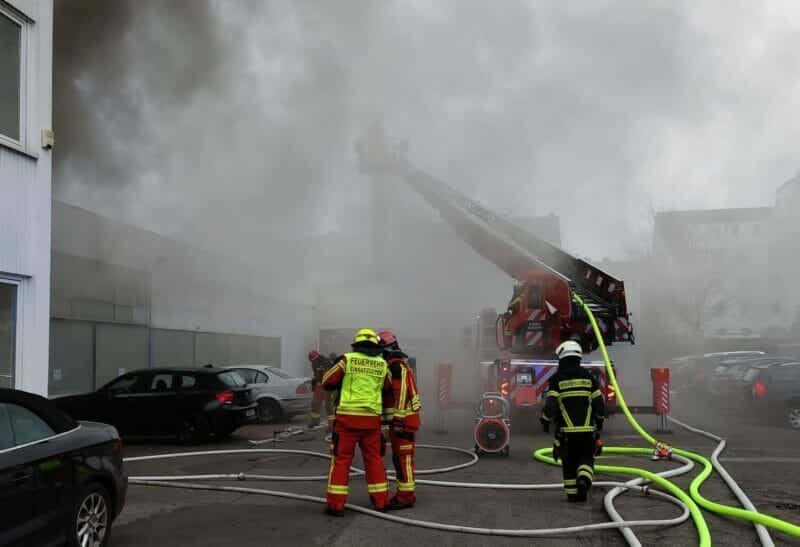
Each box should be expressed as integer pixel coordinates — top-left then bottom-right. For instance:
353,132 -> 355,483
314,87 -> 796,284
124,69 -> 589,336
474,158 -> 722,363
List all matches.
0,5 -> 25,148
0,283 -> 18,389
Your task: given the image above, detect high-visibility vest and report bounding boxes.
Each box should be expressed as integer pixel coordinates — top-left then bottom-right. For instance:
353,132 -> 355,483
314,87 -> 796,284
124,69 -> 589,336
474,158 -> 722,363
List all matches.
337,352 -> 388,417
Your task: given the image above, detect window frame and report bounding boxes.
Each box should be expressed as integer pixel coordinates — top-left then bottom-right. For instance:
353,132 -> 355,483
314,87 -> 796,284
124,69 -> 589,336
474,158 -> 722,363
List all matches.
103,372 -> 146,395
148,373 -> 176,393
6,401 -> 55,445
0,3 -> 29,153
0,402 -> 80,455
0,277 -> 22,390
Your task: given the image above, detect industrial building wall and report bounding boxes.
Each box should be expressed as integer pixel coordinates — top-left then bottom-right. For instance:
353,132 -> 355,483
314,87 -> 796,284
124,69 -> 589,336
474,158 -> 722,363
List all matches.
0,0 -> 53,395
149,270 -> 312,376
49,249 -> 307,395
49,319 -> 281,396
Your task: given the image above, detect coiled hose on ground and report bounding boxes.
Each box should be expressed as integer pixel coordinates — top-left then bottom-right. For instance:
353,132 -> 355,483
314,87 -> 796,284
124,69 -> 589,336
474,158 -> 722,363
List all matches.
122,295 -> 800,545
566,292 -> 800,546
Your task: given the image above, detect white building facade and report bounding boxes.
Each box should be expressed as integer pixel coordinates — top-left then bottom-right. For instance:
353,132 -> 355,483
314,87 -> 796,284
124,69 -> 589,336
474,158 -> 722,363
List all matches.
0,0 -> 53,394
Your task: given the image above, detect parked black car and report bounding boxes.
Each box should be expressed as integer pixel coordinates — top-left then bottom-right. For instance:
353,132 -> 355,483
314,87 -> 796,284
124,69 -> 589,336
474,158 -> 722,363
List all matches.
708,356 -> 798,398
746,363 -> 800,430
0,388 -> 127,547
669,351 -> 766,397
54,368 -> 257,443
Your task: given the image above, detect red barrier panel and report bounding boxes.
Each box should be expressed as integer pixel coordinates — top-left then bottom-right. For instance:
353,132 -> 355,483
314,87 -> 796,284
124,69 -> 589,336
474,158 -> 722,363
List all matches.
437,363 -> 453,410
651,368 -> 670,414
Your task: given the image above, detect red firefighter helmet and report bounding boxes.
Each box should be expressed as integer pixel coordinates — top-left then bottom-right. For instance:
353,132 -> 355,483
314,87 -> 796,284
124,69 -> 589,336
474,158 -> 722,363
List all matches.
378,331 -> 398,348
308,350 -> 320,361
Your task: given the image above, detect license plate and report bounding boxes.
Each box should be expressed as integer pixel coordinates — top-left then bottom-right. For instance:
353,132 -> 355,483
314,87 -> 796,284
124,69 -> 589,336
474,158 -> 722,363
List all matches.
246,409 -> 256,417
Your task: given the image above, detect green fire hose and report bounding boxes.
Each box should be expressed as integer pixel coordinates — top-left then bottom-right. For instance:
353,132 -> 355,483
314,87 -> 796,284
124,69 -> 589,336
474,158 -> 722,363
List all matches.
533,293 -> 800,546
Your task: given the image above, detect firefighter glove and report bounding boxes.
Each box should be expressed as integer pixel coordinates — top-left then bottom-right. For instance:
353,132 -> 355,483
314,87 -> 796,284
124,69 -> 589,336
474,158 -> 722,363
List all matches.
594,438 -> 604,457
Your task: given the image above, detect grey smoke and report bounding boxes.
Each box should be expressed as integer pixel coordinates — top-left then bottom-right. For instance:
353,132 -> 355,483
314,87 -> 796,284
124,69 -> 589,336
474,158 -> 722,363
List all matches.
54,1 -> 800,260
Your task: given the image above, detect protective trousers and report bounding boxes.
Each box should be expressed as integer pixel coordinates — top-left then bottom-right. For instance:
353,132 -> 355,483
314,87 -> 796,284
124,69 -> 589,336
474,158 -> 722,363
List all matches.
326,420 -> 389,511
389,430 -> 416,505
559,432 -> 595,502
310,385 -> 332,426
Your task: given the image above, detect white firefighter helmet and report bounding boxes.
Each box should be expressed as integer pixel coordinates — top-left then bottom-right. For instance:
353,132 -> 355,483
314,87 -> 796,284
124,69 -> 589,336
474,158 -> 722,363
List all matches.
555,340 -> 583,360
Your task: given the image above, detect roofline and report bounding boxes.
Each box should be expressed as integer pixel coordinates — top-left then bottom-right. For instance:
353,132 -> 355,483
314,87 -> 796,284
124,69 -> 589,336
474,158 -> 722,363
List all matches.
655,206 -> 774,221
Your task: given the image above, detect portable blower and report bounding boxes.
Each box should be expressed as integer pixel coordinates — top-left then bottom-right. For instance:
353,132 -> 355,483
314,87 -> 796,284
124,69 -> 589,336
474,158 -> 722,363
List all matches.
473,392 -> 511,456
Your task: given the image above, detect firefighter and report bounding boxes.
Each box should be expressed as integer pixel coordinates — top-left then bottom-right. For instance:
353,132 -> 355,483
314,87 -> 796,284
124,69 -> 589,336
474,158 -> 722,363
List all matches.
378,331 -> 422,510
322,328 -> 395,516
308,350 -> 333,428
540,340 -> 605,502
325,353 -> 342,440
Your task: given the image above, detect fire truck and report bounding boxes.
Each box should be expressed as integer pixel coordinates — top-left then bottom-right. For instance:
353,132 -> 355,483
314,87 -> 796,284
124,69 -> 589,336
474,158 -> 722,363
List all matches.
356,124 -> 632,412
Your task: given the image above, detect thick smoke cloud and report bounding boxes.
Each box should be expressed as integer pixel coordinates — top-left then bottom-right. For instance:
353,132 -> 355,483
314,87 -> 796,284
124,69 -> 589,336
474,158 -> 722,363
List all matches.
54,1 -> 800,260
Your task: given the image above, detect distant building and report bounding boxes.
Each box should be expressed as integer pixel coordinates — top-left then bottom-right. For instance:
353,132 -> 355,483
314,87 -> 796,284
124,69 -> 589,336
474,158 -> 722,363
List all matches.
49,201 -> 316,396
653,207 -> 772,262
652,206 -> 778,339
0,1 -> 53,394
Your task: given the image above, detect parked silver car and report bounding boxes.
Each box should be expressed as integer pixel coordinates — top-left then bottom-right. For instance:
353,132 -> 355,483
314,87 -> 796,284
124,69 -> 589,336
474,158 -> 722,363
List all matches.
226,365 -> 312,423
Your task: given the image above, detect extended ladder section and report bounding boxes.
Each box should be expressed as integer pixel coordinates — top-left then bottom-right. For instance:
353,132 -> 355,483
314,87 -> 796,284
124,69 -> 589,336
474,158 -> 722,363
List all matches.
356,125 -> 630,327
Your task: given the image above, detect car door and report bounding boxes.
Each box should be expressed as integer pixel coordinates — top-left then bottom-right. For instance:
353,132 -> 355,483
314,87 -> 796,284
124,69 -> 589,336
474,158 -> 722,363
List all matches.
175,373 -> 204,429
0,402 -> 38,546
106,372 -> 151,436
7,402 -> 74,547
142,372 -> 179,437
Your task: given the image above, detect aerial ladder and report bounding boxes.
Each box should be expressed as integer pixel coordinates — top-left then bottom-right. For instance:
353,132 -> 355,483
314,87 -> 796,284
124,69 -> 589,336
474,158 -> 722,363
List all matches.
356,124 -> 634,359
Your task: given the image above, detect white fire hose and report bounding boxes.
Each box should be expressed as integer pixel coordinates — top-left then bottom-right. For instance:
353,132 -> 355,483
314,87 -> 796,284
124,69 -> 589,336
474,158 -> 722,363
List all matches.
126,439 -> 695,539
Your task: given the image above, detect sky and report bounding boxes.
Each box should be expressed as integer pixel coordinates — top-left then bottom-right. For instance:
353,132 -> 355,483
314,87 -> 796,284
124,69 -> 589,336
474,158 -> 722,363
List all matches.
54,0 -> 800,263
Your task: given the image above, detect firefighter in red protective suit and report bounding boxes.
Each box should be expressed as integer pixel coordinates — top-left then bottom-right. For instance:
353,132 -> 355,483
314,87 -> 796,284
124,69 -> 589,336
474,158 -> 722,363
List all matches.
307,350 -> 334,428
378,331 -> 422,510
322,328 -> 395,516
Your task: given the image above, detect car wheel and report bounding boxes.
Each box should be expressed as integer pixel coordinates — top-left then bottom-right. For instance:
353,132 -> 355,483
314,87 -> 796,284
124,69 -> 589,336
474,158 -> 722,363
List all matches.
788,407 -> 800,430
257,399 -> 284,424
177,414 -> 211,443
69,483 -> 112,547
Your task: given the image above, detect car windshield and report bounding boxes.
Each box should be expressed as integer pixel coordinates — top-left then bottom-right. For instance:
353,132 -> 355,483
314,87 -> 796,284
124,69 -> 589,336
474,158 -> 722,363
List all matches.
217,371 -> 246,387
267,367 -> 292,379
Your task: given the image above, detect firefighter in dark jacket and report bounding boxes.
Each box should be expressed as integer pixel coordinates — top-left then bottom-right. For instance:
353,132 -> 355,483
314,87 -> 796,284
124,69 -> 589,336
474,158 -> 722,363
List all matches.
307,350 -> 335,428
540,340 -> 606,502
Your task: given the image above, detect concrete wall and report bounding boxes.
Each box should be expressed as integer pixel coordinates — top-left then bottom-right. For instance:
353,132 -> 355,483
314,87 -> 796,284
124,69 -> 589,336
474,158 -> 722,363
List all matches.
51,202 -> 317,383
0,0 -> 52,395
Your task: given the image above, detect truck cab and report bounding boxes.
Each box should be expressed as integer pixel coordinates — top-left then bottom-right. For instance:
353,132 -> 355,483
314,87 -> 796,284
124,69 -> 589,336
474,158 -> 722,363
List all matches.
485,358 -> 617,415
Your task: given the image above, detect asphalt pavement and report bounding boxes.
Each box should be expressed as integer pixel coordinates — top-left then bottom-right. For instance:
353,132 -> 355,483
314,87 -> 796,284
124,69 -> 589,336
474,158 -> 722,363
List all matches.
113,404 -> 800,547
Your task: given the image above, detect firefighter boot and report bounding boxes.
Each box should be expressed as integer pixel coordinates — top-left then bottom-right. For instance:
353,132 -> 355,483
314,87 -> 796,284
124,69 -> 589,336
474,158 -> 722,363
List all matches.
324,506 -> 345,517
575,476 -> 591,502
387,497 -> 414,511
